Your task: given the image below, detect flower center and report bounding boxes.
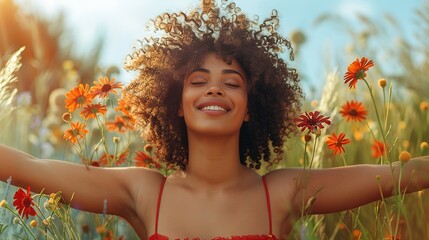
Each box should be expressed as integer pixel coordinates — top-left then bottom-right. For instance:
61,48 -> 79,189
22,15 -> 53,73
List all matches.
90,106 -> 99,114
72,129 -> 80,136
355,69 -> 366,79
23,197 -> 32,207
349,109 -> 358,116
101,84 -> 112,92
76,95 -> 86,105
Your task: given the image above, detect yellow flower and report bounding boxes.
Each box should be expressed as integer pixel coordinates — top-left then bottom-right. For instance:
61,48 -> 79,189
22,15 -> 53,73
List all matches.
378,78 -> 387,88
30,220 -> 38,228
62,60 -> 74,71
353,130 -> 364,141
0,199 -> 7,207
398,121 -> 406,130
399,151 -> 411,164
311,100 -> 319,108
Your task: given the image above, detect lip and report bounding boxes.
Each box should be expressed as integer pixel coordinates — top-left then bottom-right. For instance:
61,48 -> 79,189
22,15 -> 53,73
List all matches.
196,100 -> 231,112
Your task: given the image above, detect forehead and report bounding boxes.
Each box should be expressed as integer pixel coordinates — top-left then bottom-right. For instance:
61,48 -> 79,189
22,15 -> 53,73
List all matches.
200,53 -> 244,71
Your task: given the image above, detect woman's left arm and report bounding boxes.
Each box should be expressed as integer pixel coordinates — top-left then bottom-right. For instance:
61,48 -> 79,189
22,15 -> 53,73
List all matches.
273,156 -> 429,216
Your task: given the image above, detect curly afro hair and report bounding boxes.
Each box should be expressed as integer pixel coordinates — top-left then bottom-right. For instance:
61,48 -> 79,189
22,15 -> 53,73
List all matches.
122,0 -> 303,170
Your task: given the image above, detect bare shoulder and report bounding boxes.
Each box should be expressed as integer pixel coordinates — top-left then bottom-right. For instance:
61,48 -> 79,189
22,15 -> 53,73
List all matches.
263,168 -> 302,207
264,167 -> 302,189
121,167 -> 165,195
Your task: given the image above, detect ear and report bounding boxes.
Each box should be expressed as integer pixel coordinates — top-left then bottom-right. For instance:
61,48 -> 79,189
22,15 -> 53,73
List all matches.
244,112 -> 249,122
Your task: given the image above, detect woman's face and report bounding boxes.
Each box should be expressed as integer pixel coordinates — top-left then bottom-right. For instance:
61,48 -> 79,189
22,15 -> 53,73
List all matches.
179,53 -> 249,136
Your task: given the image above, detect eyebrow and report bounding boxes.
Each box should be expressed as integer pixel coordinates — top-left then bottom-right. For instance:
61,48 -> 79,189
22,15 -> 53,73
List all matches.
188,68 -> 245,80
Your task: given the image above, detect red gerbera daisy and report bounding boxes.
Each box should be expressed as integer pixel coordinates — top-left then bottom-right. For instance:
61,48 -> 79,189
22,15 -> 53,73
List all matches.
80,103 -> 108,119
326,132 -> 351,155
13,186 -> 37,218
372,140 -> 388,158
65,84 -> 93,112
344,57 -> 374,89
339,101 -> 368,122
294,111 -> 331,134
91,76 -> 123,98
134,151 -> 161,169
63,121 -> 89,144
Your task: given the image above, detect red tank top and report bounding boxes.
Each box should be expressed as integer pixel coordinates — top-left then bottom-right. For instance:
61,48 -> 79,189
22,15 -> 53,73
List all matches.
148,175 -> 278,240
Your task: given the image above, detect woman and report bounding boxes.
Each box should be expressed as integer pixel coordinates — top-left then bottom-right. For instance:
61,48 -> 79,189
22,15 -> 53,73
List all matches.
1,1 -> 429,239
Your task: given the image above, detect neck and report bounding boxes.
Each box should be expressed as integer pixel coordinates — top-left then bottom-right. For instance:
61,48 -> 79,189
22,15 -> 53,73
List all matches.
184,131 -> 246,188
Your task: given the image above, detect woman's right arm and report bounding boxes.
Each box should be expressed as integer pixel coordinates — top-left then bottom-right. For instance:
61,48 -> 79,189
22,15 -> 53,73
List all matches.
0,144 -> 163,219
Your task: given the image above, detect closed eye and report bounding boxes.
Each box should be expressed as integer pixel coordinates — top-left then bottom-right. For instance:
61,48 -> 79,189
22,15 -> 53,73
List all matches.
225,83 -> 240,88
191,81 -> 206,85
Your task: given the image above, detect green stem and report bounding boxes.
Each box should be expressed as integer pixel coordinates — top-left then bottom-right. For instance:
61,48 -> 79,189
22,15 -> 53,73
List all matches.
95,115 -> 111,165
363,79 -> 389,161
393,163 -> 404,238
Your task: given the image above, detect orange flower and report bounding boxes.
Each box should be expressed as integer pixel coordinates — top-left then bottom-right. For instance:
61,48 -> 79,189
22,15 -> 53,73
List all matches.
80,103 -> 107,119
115,99 -> 132,115
339,101 -> 368,122
372,140 -> 388,158
294,111 -> 331,134
344,57 -> 374,89
106,116 -> 134,133
106,116 -> 127,133
98,149 -> 129,167
65,84 -> 93,112
63,121 -> 88,144
134,151 -> 161,169
91,76 -> 123,98
326,132 -> 351,155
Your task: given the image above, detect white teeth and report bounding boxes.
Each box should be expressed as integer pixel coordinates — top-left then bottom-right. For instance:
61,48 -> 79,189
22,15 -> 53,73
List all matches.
201,105 -> 227,111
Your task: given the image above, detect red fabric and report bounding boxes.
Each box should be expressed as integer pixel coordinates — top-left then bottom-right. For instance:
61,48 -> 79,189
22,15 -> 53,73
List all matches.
149,175 -> 277,240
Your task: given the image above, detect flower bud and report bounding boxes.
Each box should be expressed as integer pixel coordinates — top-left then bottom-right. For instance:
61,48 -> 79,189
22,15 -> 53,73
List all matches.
0,199 -> 7,207
378,78 -> 387,88
420,141 -> 429,151
399,151 -> 411,164
304,134 -> 312,143
144,143 -> 153,153
62,112 -> 72,123
30,220 -> 38,228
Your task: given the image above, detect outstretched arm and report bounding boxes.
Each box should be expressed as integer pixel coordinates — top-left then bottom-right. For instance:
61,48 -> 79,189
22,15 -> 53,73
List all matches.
267,156 -> 429,216
0,144 -> 162,219
294,156 -> 429,215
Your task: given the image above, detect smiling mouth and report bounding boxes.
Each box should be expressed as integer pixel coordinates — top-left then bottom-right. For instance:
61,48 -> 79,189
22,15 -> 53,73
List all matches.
200,105 -> 228,112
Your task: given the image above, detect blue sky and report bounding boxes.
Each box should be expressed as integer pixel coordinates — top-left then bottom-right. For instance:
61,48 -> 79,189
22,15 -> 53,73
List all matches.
15,0 -> 424,96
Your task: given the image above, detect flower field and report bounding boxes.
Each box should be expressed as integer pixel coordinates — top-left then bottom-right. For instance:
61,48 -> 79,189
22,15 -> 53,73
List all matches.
1,0 -> 429,239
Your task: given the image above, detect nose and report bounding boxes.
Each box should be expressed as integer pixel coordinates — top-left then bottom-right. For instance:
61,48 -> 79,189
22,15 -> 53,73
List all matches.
205,85 -> 224,96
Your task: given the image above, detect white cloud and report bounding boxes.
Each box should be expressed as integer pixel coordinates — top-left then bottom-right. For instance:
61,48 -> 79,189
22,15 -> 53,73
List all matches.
337,0 -> 374,20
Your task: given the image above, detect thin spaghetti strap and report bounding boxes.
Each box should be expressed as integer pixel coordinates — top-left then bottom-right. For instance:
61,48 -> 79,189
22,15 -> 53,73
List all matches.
154,177 -> 167,235
262,175 -> 273,235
